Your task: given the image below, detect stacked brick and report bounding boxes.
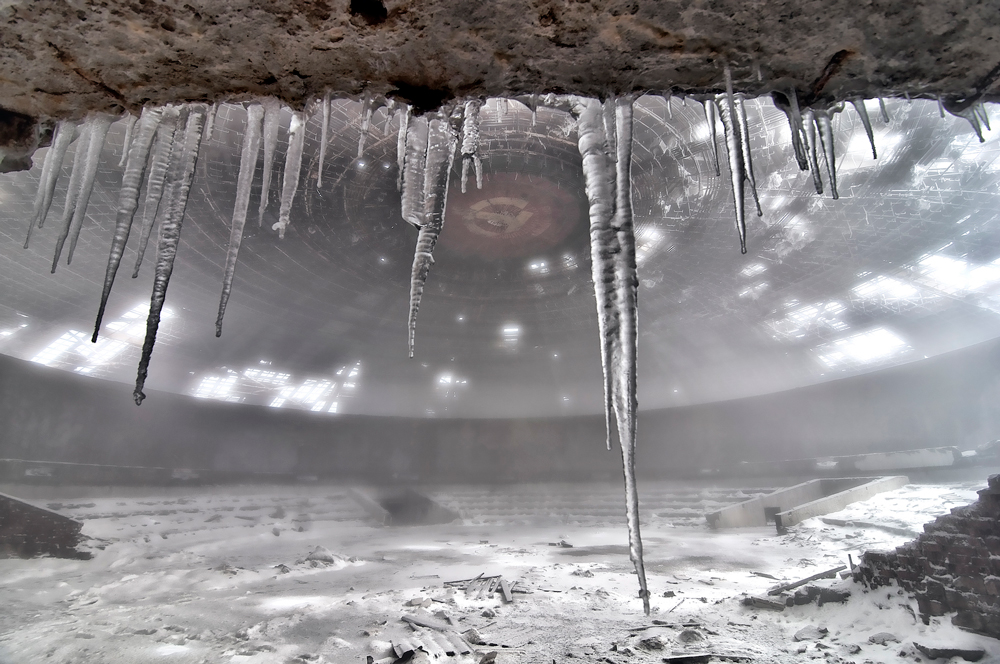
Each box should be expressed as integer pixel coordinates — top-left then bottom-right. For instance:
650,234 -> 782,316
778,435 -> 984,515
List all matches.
854,474 -> 1000,637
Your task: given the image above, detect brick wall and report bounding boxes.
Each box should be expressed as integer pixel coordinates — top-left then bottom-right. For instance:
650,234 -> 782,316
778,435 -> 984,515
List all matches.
855,474 -> 1000,637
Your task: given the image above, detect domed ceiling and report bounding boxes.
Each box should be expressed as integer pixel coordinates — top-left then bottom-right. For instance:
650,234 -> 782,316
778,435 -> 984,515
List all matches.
0,96 -> 998,417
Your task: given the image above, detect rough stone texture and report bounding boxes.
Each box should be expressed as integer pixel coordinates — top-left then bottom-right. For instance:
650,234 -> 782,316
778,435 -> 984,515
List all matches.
0,0 -> 998,124
0,491 -> 88,559
855,474 -> 1000,639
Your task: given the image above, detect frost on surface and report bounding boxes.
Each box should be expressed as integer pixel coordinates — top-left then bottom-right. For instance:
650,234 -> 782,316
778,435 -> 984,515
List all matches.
24,120 -> 75,248
134,106 -> 205,406
50,114 -> 112,272
257,98 -> 282,227
273,110 -> 306,240
569,94 -> 650,615
93,107 -> 164,341
460,99 -> 483,194
132,106 -> 181,278
405,108 -> 461,358
216,102 -> 264,337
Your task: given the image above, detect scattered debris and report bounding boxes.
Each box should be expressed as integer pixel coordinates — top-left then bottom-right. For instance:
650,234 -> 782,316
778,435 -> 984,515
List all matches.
868,632 -> 899,645
445,573 -> 518,602
571,568 -> 594,577
549,540 -> 574,548
741,595 -> 785,611
274,564 -> 290,574
661,655 -> 711,664
637,635 -> 664,650
304,546 -> 344,564
751,571 -> 778,580
678,628 -> 704,643
913,643 -> 985,662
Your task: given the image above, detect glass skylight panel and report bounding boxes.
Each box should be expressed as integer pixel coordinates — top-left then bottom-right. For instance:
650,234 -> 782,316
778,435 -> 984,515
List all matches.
814,327 -> 910,369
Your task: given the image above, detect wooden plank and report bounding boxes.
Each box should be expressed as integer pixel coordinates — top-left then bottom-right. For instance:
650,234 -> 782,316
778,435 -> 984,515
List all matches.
499,578 -> 514,603
401,614 -> 453,633
766,566 -> 846,596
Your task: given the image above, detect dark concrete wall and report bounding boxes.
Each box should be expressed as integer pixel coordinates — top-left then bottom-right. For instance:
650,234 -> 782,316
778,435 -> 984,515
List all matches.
1,336 -> 999,482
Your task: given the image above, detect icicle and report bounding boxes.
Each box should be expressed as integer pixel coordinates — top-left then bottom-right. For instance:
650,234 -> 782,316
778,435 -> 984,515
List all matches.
849,98 -> 877,159
460,99 -> 483,194
273,111 -> 306,240
216,103 -> 264,337
64,115 -> 113,265
202,103 -> 218,143
975,103 -> 991,132
664,91 -> 673,120
407,108 -> 461,359
49,122 -> 92,271
317,92 -> 331,189
937,96 -> 946,118
612,95 -> 649,616
602,99 -> 617,162
400,115 -> 429,228
92,107 -> 164,342
802,108 -> 824,195
570,96 -> 618,453
383,99 -> 397,136
358,92 -> 373,159
118,113 -> 137,168
133,106 -> 206,406
396,105 -> 410,192
24,121 -> 75,248
717,92 -> 747,253
813,108 -> 839,200
257,98 -> 282,226
702,100 -> 720,176
523,94 -> 539,126
735,95 -> 762,218
133,107 -> 182,278
878,97 -> 890,123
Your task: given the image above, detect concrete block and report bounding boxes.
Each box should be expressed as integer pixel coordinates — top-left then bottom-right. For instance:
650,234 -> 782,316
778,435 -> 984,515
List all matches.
773,476 -> 909,532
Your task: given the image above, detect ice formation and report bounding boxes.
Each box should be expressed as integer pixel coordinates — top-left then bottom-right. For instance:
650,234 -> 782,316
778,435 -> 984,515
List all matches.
702,99 -> 721,176
813,108 -> 840,200
396,105 -> 410,192
134,106 -> 206,406
358,92 -> 373,159
850,98 -> 878,158
317,92 -> 330,189
735,96 -> 763,218
403,108 -> 461,358
569,94 -> 650,615
460,99 -> 483,194
50,114 -> 112,271
802,108 -> 824,195
132,106 -> 181,278
216,103 -> 264,337
717,81 -> 748,254
93,107 -> 164,341
118,113 -> 137,168
273,110 -> 306,240
257,98 -> 282,226
23,120 -> 75,248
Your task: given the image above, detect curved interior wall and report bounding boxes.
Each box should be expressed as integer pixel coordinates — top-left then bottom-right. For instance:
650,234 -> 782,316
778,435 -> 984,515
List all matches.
2,338 -> 1000,483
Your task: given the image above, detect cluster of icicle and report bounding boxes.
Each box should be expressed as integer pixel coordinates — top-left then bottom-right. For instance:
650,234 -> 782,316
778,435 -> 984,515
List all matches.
18,86 -> 992,615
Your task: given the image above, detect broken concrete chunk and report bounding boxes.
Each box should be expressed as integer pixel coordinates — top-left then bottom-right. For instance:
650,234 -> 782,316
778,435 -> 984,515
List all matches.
305,546 -> 343,564
913,643 -> 985,661
793,625 -> 829,641
817,587 -> 851,605
461,628 -> 484,645
868,632 -> 899,645
637,635 -> 665,650
677,628 -> 704,643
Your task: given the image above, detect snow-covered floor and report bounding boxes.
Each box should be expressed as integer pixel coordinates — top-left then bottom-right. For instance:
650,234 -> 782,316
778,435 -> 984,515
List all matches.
0,478 -> 997,664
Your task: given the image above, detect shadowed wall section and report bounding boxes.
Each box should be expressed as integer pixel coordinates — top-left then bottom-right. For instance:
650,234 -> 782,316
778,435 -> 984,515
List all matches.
1,337 -> 999,483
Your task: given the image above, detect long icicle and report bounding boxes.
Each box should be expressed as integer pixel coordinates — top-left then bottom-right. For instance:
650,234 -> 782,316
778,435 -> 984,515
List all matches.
787,90 -> 810,171
216,103 -> 264,337
878,97 -> 890,123
735,95 -> 762,218
702,100 -> 720,176
407,109 -> 460,358
133,106 -> 182,278
133,106 -> 206,406
257,98 -> 282,226
202,103 -> 218,143
460,99 -> 483,194
118,113 -> 137,168
273,110 -> 306,240
849,98 -> 877,159
92,107 -> 164,341
717,88 -> 747,253
813,108 -> 839,199
317,91 -> 330,189
612,94 -> 649,616
396,105 -> 410,192
802,108 -> 824,195
400,115 -> 429,229
24,121 -> 76,248
358,92 -> 373,159
64,115 -> 113,264
570,96 -> 619,454
50,118 -> 95,272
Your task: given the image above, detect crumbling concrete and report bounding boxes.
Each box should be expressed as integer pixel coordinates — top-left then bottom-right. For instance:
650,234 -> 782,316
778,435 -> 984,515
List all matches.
0,0 -> 997,124
856,474 -> 1000,639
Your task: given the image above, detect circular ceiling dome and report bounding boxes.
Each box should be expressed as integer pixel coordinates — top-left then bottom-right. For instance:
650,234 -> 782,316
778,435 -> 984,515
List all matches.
0,97 -> 998,418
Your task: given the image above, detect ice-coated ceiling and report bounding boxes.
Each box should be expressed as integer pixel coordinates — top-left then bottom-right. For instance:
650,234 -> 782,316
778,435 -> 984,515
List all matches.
0,96 -> 998,418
